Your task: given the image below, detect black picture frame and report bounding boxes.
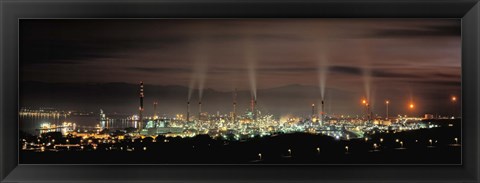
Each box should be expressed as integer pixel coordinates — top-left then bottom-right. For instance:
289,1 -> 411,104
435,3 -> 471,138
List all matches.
1,0 -> 479,182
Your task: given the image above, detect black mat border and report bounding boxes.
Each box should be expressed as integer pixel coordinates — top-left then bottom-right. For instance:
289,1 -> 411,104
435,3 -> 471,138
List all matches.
1,0 -> 479,182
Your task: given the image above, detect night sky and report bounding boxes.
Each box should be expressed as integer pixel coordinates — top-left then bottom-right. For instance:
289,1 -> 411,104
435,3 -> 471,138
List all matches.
20,19 -> 461,117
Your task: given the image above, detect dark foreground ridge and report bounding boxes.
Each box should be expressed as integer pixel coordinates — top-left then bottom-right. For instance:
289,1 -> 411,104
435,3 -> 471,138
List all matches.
20,125 -> 460,164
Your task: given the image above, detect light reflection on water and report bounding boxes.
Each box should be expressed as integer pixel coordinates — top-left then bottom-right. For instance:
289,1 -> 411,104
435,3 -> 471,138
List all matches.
20,115 -> 136,135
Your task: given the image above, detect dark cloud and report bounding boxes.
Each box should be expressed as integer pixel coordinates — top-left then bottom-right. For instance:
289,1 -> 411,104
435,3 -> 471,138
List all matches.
258,67 -> 316,73
204,67 -> 317,74
371,70 -> 418,78
435,73 -> 461,78
20,19 -> 193,65
412,80 -> 461,86
328,66 -> 363,75
365,24 -> 461,38
328,66 -> 419,79
130,67 -> 191,73
210,33 -> 303,42
20,37 -> 189,65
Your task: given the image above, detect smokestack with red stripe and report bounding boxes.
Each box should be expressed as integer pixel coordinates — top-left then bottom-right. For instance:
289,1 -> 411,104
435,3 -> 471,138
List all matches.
139,81 -> 144,130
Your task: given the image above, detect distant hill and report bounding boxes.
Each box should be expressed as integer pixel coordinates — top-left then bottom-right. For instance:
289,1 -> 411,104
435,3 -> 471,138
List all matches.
20,81 -> 359,117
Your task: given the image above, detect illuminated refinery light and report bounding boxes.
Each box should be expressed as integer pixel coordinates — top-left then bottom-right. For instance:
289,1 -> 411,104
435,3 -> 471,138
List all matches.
22,87 -> 458,156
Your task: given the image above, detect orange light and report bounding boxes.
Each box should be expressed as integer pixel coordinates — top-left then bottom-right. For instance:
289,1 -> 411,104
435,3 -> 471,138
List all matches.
409,104 -> 414,109
452,96 -> 457,102
362,100 -> 367,104
386,100 -> 389,104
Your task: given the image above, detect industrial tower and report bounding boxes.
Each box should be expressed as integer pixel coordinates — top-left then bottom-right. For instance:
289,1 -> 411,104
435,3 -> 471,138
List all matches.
321,100 -> 325,126
153,100 -> 158,119
138,81 -> 144,130
233,88 -> 237,123
187,101 -> 190,122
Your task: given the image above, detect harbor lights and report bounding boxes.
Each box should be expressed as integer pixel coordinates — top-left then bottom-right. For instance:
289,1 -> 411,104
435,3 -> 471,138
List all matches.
316,147 -> 321,153
258,153 -> 262,160
454,137 -> 459,144
345,146 -> 349,153
288,149 -> 292,156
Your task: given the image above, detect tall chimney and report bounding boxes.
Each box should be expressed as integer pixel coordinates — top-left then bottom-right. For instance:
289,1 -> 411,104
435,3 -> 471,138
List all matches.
311,103 -> 316,121
321,100 -> 325,125
139,81 -> 144,130
153,100 -> 158,119
233,88 -> 237,123
187,101 -> 190,122
251,98 -> 257,121
198,101 -> 202,121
